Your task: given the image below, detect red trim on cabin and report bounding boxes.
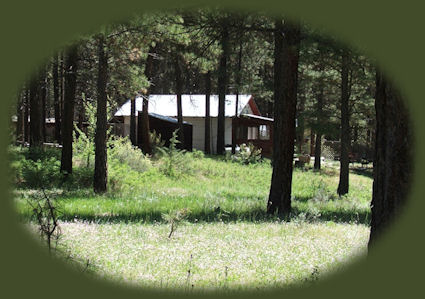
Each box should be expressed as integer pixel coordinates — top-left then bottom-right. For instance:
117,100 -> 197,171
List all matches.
247,96 -> 261,116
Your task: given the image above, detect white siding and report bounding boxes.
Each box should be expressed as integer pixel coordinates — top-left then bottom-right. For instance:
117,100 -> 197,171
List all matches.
183,117 -> 233,153
121,115 -> 233,154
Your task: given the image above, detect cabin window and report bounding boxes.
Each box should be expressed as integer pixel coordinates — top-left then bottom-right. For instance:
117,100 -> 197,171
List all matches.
247,126 -> 258,140
259,125 -> 270,140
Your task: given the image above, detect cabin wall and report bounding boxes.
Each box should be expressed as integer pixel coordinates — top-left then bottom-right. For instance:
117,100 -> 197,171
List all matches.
120,115 -> 232,154
183,117 -> 232,154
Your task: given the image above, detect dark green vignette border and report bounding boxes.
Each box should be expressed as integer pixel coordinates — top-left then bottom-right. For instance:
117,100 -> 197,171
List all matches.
0,1 -> 423,298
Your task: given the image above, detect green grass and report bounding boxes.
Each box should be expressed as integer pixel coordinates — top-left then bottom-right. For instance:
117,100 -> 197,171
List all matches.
14,156 -> 372,225
25,220 -> 369,293
11,144 -> 373,291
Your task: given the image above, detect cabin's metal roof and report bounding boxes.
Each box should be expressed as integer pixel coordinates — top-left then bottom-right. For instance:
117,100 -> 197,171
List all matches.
114,94 -> 253,118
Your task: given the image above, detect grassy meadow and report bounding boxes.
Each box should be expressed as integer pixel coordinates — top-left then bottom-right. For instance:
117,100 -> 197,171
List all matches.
10,140 -> 373,292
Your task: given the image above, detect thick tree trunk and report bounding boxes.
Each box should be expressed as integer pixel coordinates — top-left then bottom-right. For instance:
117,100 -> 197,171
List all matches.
174,55 -> 184,149
232,40 -> 243,154
29,71 -> 43,152
94,35 -> 108,193
24,89 -> 29,143
204,71 -> 211,154
217,25 -> 229,155
130,97 -> 136,145
267,19 -> 300,216
140,47 -> 155,155
314,79 -> 324,170
314,133 -> 322,169
60,44 -> 79,174
338,50 -> 350,195
16,89 -> 24,143
40,71 -> 47,142
53,53 -> 61,143
368,72 -> 413,249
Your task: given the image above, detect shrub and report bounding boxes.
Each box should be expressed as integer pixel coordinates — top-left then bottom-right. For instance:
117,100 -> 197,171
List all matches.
20,157 -> 62,188
232,143 -> 262,165
108,136 -> 152,173
191,149 -> 205,159
156,130 -> 191,177
150,130 -> 166,156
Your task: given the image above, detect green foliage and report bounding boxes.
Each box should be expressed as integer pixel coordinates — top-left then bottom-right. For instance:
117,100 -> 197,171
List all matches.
20,158 -> 62,188
156,130 -> 191,177
149,130 -> 166,155
232,143 -> 262,165
108,136 -> 152,173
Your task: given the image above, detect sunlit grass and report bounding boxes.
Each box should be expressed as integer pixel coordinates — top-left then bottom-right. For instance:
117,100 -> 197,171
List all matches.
49,220 -> 369,292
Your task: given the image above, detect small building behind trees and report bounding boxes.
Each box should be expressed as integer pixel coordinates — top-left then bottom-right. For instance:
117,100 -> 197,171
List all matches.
111,94 -> 273,155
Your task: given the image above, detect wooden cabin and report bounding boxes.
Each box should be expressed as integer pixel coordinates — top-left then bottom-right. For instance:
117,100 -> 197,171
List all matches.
112,94 -> 266,154
232,114 -> 274,157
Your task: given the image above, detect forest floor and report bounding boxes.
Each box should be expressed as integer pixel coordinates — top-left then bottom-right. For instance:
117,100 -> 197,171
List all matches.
11,144 -> 373,292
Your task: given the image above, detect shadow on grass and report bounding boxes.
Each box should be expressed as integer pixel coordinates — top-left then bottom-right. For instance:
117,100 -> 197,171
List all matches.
18,205 -> 370,226
350,167 -> 374,179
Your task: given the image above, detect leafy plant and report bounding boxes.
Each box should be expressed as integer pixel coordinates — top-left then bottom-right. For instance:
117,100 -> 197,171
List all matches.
108,136 -> 152,173
232,143 -> 262,165
156,130 -> 190,177
150,130 -> 166,155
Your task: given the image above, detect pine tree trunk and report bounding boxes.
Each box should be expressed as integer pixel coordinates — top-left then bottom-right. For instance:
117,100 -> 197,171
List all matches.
130,98 -> 136,145
40,71 -> 47,142
232,40 -> 243,154
53,53 -> 61,143
16,89 -> 24,143
94,35 -> 108,193
314,78 -> 324,170
140,47 -> 155,155
24,88 -> 29,143
204,71 -> 211,154
368,72 -> 413,249
338,50 -> 350,195
60,44 -> 79,174
267,19 -> 300,216
174,55 -> 184,149
217,24 -> 229,155
29,71 -> 43,153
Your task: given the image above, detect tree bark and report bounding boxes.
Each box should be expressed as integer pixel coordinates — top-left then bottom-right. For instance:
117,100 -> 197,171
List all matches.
232,39 -> 243,154
16,89 -> 24,143
314,77 -> 324,170
24,88 -> 29,143
267,19 -> 300,216
29,71 -> 43,153
53,53 -> 61,143
60,44 -> 79,174
174,54 -> 184,149
337,49 -> 350,195
94,35 -> 108,193
217,23 -> 229,155
368,72 -> 413,249
140,46 -> 155,155
204,71 -> 211,154
130,97 -> 136,145
40,70 -> 47,142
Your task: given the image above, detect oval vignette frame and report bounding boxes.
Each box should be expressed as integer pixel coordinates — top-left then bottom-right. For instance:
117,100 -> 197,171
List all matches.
0,1 -> 424,299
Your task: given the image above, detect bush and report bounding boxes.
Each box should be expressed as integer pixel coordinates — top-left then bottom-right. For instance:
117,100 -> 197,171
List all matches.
108,136 -> 152,173
20,157 -> 62,188
156,130 -> 192,177
232,143 -> 262,165
191,149 -> 205,159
